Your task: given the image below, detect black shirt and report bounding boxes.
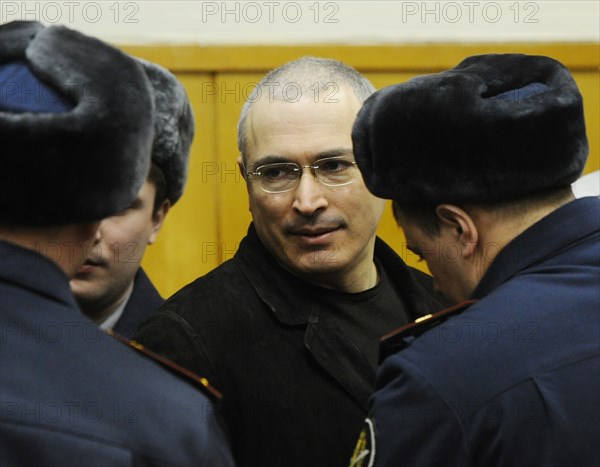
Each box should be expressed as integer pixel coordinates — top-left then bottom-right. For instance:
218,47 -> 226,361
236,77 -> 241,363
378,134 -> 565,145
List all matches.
301,259 -> 410,369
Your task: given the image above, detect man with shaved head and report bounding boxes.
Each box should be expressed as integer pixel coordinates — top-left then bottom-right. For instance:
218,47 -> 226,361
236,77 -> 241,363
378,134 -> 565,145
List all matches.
136,56 -> 444,466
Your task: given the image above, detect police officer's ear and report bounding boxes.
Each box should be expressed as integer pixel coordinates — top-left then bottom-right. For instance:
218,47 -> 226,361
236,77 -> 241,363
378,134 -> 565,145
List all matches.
149,199 -> 170,245
435,204 -> 478,258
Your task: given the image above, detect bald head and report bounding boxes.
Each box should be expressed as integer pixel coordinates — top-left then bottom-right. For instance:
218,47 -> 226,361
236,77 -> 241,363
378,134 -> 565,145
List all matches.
237,56 -> 374,160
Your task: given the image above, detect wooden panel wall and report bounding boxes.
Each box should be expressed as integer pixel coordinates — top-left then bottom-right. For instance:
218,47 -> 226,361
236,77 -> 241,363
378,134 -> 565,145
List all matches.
121,44 -> 600,298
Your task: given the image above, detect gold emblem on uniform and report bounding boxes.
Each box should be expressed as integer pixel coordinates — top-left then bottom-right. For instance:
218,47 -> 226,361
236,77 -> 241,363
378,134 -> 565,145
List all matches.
349,418 -> 375,467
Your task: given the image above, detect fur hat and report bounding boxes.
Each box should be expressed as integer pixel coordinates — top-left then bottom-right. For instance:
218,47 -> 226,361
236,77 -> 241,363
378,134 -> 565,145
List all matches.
137,59 -> 194,205
0,21 -> 154,226
353,53 -> 588,205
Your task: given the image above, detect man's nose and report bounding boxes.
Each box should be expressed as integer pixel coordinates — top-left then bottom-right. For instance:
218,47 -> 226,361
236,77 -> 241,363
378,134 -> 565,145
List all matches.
93,223 -> 105,244
291,168 -> 328,216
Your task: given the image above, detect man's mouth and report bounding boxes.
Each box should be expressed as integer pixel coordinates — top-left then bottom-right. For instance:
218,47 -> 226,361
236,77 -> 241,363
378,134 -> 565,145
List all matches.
76,258 -> 105,274
291,226 -> 338,236
85,258 -> 104,267
288,226 -> 341,246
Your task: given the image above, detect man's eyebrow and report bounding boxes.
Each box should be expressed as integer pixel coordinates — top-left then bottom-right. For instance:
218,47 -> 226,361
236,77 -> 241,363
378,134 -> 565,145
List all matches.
114,196 -> 142,216
251,155 -> 290,168
129,197 -> 143,208
125,196 -> 143,211
315,148 -> 353,159
251,148 -> 353,169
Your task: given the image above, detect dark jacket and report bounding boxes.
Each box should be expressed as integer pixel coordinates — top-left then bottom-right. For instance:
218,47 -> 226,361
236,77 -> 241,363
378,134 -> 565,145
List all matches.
135,224 -> 444,467
367,197 -> 600,466
0,241 -> 235,467
113,268 -> 163,339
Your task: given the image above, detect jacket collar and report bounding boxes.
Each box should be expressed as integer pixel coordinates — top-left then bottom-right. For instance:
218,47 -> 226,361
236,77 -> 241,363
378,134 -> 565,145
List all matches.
0,240 -> 76,309
114,268 -> 164,339
234,223 -> 438,325
233,223 -> 441,410
234,224 -> 316,325
473,197 -> 600,299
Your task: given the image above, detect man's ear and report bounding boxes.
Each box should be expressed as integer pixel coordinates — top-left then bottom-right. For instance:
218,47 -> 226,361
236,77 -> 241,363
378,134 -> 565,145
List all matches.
149,200 -> 171,245
237,155 -> 247,180
238,154 -> 253,213
435,204 -> 478,258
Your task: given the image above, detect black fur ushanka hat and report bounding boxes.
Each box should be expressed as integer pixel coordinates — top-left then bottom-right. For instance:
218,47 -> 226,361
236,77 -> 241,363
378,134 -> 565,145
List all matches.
0,21 -> 154,226
352,53 -> 588,205
137,59 -> 194,205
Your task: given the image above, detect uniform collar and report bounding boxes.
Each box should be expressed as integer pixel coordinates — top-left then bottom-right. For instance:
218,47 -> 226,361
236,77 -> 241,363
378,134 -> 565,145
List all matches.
473,197 -> 600,299
0,240 -> 76,309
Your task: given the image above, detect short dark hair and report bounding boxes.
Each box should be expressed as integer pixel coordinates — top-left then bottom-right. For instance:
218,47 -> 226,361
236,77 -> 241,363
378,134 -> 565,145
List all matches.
392,201 -> 440,237
147,163 -> 168,217
393,186 -> 574,237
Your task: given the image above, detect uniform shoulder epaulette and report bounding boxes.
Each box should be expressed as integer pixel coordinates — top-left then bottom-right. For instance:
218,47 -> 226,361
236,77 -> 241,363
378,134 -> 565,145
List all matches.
107,329 -> 223,402
379,299 -> 478,362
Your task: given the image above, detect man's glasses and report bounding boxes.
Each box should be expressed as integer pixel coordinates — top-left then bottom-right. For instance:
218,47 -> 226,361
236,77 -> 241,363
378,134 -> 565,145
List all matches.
246,156 -> 359,194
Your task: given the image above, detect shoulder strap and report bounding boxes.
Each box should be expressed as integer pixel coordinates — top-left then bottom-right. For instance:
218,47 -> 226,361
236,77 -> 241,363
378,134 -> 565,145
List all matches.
107,329 -> 223,402
379,299 -> 478,362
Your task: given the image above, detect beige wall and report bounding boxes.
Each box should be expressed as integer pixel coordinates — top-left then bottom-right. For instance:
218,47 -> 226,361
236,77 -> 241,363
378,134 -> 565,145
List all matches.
4,1 -> 598,44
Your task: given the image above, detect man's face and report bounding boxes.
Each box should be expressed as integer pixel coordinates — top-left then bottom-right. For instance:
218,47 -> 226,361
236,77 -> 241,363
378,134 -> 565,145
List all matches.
400,219 -> 474,304
241,85 -> 386,288
70,181 -> 165,315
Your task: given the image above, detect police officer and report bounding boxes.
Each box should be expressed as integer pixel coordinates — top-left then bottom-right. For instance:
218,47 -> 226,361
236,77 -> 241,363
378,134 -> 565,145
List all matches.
0,21 -> 234,466
350,53 -> 599,466
71,58 -> 194,339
